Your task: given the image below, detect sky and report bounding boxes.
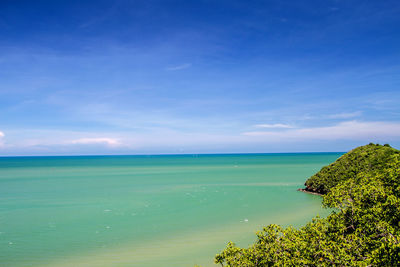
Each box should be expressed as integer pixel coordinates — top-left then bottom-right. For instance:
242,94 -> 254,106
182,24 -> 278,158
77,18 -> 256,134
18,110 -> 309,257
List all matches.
0,0 -> 400,155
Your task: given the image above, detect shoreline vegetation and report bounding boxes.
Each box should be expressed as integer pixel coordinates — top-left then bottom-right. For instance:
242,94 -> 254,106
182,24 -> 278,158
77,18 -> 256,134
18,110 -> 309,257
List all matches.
214,143 -> 400,266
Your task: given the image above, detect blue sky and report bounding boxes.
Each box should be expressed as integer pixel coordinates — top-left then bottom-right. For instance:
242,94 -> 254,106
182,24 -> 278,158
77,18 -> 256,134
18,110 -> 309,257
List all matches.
1,0 -> 400,155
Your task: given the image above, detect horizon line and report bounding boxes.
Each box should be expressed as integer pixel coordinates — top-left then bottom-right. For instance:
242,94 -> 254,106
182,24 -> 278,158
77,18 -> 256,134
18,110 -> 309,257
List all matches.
0,151 -> 346,158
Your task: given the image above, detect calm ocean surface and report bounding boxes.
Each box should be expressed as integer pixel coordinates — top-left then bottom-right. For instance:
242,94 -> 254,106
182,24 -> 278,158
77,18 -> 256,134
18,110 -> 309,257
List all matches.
0,153 -> 342,267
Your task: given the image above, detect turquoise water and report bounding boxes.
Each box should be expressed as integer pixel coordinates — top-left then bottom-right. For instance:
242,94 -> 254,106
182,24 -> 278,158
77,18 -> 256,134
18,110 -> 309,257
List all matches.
0,153 -> 341,267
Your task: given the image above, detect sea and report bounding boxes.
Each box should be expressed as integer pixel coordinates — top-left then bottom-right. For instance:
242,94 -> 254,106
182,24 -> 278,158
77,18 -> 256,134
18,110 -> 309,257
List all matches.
0,153 -> 342,267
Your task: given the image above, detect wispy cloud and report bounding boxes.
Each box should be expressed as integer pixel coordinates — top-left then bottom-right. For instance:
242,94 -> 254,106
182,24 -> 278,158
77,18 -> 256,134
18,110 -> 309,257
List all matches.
243,121 -> 400,141
0,131 -> 4,147
328,111 -> 362,119
70,138 -> 121,146
254,123 -> 294,129
166,63 -> 192,71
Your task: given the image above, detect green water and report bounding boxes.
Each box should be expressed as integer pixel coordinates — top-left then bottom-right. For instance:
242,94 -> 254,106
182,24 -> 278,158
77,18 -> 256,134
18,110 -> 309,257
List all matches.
0,153 -> 341,267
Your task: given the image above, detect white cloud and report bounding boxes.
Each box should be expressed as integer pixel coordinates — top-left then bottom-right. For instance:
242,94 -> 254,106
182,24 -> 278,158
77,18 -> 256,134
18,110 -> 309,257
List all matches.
243,121 -> 400,141
0,131 -> 4,147
70,138 -> 120,146
3,120 -> 400,155
328,111 -> 362,119
166,63 -> 191,71
254,123 -> 294,129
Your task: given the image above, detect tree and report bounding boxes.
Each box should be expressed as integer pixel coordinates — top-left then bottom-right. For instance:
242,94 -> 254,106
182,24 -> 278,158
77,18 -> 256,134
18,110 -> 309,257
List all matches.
214,144 -> 400,266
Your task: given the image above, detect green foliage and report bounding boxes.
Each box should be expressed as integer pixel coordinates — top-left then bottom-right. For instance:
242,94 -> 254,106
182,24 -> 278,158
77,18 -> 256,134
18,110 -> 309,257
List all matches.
215,144 -> 400,266
305,143 -> 400,194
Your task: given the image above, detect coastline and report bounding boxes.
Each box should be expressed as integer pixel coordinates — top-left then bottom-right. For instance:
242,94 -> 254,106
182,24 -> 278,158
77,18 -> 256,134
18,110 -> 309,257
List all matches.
297,188 -> 323,196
